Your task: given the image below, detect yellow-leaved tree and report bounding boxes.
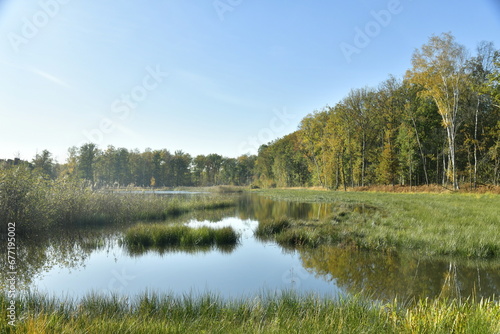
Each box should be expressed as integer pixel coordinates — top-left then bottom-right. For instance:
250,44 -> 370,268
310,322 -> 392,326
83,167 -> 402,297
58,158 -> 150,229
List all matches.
406,33 -> 468,190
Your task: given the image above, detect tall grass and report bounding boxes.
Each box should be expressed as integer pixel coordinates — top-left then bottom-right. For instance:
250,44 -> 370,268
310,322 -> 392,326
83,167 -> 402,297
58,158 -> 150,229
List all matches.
1,292 -> 499,333
253,189 -> 500,259
0,166 -> 237,234
254,217 -> 291,238
255,217 -> 324,248
123,224 -> 239,250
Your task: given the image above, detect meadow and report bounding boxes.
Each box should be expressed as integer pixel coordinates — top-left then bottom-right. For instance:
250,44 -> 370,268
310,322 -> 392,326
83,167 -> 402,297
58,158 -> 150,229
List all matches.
252,189 -> 500,259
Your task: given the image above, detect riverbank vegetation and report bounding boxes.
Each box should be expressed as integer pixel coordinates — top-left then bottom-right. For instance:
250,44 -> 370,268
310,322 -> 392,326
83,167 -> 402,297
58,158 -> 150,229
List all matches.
0,166 -> 237,235
253,189 -> 500,259
1,292 -> 499,334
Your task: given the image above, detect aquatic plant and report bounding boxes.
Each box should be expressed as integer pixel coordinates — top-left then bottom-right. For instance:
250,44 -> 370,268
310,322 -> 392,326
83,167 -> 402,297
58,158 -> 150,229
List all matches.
123,224 -> 240,250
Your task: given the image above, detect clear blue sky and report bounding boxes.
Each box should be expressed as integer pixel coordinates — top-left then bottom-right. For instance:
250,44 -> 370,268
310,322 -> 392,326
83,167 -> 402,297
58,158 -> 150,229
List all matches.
1,0 -> 499,162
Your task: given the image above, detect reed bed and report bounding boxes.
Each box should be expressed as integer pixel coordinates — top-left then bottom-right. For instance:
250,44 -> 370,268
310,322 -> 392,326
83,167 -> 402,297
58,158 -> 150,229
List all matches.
0,166 -> 237,234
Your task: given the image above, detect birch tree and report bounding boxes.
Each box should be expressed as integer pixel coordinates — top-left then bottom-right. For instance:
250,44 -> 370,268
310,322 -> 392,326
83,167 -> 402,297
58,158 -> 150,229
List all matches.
406,33 -> 468,189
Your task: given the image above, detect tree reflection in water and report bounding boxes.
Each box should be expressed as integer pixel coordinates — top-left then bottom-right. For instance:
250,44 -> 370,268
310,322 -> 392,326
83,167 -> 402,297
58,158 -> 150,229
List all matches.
298,245 -> 500,302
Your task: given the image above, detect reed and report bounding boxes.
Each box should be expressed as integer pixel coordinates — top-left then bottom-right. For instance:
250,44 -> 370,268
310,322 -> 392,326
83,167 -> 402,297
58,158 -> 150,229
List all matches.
123,224 -> 239,250
254,217 -> 291,238
0,166 -> 238,234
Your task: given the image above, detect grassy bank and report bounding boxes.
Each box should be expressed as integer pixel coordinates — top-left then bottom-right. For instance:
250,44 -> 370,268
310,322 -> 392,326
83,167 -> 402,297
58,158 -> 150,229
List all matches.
253,189 -> 500,259
1,292 -> 499,333
123,224 -> 239,250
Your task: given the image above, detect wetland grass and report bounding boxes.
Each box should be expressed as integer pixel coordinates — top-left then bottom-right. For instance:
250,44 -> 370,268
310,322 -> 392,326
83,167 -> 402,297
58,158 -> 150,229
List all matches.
123,224 -> 240,250
254,217 -> 291,238
253,189 -> 500,259
2,292 -> 499,333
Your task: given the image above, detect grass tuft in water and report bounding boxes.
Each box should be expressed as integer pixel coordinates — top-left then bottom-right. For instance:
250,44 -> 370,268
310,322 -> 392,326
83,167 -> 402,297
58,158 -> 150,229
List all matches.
274,228 -> 322,248
123,224 -> 239,251
254,217 -> 291,240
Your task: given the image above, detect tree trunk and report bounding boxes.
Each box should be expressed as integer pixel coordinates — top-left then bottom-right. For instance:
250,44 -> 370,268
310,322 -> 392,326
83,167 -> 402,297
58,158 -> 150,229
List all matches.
473,98 -> 479,189
361,133 -> 366,187
442,149 -> 447,187
446,124 -> 459,190
411,117 -> 429,185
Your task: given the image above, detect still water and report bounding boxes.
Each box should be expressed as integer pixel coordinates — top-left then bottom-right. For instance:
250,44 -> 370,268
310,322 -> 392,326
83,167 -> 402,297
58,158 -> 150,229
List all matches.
10,194 -> 500,302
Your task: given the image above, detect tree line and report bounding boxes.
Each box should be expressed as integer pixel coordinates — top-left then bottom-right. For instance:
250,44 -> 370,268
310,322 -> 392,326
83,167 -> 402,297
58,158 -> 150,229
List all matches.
3,146 -> 256,188
2,33 -> 499,190
255,33 -> 500,190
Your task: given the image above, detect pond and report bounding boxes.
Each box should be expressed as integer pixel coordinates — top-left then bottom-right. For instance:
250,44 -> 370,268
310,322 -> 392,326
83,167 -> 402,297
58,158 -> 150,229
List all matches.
7,194 -> 500,302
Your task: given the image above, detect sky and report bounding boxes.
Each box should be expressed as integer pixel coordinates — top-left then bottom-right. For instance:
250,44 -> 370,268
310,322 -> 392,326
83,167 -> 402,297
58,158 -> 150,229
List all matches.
0,0 -> 499,163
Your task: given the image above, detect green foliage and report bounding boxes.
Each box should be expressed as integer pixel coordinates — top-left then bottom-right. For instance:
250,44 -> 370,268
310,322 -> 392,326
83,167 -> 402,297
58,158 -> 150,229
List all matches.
66,144 -> 256,188
77,143 -> 99,183
377,129 -> 399,185
253,34 -> 500,189
32,149 -> 56,179
254,133 -> 310,188
487,50 -> 500,105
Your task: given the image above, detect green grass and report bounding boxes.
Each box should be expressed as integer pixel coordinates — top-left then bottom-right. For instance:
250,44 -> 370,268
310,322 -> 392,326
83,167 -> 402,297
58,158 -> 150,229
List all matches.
254,217 -> 291,238
123,223 -> 240,250
252,189 -> 500,259
1,292 -> 499,333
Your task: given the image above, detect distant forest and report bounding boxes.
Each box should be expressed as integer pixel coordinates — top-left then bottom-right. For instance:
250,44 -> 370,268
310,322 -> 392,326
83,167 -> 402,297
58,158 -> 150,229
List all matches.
3,33 -> 500,190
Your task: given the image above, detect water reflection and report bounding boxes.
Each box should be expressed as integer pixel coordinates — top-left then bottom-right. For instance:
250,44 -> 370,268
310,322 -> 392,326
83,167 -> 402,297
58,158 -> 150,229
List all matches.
299,246 -> 500,302
0,226 -> 117,289
123,243 -> 238,257
236,194 -> 336,221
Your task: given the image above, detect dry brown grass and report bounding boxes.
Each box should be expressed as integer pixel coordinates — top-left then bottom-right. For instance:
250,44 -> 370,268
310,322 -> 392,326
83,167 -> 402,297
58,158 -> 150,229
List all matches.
348,184 -> 500,194
283,184 -> 500,194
